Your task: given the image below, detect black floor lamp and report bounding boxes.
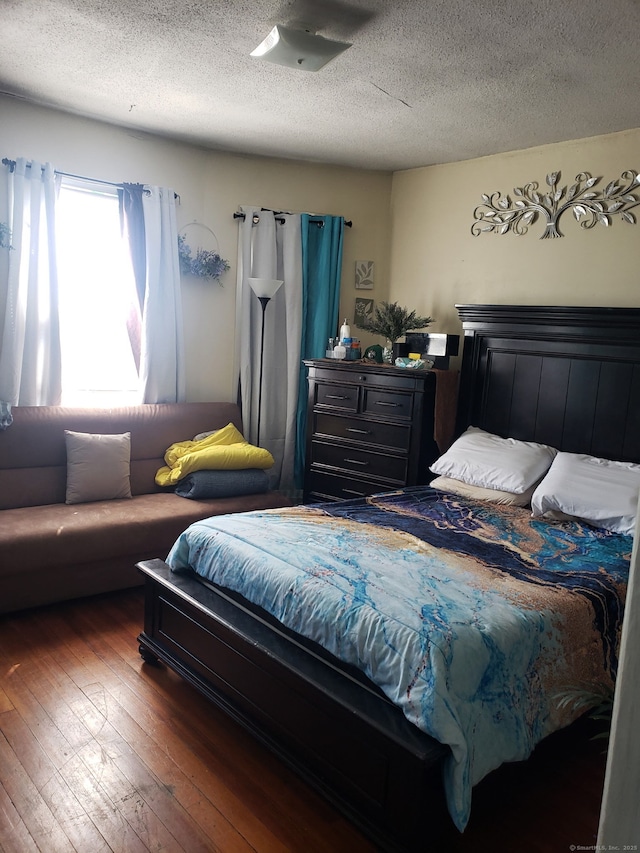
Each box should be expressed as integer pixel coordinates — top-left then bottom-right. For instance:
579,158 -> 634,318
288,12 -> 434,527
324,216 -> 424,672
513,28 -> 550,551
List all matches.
247,277 -> 284,446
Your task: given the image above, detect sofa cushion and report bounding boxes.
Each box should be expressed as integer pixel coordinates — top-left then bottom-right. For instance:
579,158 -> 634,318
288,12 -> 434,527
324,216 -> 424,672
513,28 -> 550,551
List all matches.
0,491 -> 291,573
65,430 -> 132,504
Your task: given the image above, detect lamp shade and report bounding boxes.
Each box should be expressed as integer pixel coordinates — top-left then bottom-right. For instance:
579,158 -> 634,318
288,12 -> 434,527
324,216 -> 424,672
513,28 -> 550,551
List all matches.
248,277 -> 284,299
250,25 -> 352,72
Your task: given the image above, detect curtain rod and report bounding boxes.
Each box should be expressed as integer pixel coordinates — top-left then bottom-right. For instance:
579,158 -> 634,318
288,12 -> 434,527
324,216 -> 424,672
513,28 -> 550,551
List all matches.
234,210 -> 352,227
2,157 -> 123,189
1,158 -> 180,200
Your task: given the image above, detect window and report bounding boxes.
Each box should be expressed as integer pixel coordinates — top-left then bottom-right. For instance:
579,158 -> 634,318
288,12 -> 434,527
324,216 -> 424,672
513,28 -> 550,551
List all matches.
56,180 -> 139,406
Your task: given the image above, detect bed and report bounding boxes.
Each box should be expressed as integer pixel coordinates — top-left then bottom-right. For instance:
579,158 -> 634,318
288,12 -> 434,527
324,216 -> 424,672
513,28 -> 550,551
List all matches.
137,304 -> 640,852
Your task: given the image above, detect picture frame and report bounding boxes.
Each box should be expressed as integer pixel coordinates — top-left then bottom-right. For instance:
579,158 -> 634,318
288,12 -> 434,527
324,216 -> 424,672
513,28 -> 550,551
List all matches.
354,297 -> 374,327
355,260 -> 374,290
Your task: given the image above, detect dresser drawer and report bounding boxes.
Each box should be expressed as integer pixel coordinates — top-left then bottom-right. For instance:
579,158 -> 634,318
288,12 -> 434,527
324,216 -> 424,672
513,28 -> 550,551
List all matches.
353,370 -> 417,391
314,413 -> 411,451
311,440 -> 407,482
315,382 -> 359,413
311,365 -> 419,392
362,388 -> 413,419
306,469 -> 391,502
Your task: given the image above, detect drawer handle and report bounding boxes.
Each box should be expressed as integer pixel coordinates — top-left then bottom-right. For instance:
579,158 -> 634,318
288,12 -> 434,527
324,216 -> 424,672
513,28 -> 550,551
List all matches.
346,427 -> 371,435
342,488 -> 366,497
344,458 -> 369,466
325,394 -> 351,400
375,401 -> 401,407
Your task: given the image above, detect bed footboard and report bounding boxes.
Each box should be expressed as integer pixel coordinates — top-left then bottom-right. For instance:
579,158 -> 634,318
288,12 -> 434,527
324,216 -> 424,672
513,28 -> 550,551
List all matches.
136,558 -> 449,852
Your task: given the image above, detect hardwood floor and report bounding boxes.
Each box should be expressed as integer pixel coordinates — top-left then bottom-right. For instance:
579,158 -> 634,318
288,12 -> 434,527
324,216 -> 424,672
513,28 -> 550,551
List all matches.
0,588 -> 607,853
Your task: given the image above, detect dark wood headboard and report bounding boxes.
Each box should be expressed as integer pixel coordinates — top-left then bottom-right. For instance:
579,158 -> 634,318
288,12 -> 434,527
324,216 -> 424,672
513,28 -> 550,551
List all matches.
455,305 -> 640,464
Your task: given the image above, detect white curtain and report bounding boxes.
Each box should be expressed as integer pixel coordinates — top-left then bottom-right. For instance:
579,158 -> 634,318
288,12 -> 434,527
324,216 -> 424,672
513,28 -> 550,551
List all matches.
597,501 -> 640,847
235,206 -> 302,490
139,185 -> 185,403
0,158 -> 61,427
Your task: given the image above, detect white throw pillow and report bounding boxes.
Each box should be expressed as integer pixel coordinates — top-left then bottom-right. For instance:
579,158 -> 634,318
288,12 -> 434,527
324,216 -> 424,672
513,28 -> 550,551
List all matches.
531,452 -> 640,535
430,475 -> 536,507
65,430 -> 132,504
429,427 -> 557,495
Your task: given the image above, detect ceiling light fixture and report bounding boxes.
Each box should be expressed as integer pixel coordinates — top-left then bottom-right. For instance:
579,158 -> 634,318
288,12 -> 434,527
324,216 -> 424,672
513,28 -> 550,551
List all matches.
250,24 -> 352,72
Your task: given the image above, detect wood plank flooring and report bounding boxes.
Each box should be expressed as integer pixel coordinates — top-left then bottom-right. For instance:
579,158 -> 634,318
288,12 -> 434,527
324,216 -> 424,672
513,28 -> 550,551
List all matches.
0,588 -> 607,852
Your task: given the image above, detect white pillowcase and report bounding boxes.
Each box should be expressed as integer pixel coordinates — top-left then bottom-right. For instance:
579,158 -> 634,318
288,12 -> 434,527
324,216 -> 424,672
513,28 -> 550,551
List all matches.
430,475 -> 536,506
430,427 -> 557,495
65,430 -> 132,504
531,452 -> 640,535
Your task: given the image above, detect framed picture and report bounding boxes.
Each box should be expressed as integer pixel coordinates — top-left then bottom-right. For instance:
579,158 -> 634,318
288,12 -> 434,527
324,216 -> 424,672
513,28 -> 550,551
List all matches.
354,297 -> 374,327
355,260 -> 374,289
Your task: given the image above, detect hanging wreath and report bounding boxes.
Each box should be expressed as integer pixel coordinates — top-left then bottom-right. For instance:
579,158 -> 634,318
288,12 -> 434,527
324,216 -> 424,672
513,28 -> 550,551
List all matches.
177,222 -> 230,283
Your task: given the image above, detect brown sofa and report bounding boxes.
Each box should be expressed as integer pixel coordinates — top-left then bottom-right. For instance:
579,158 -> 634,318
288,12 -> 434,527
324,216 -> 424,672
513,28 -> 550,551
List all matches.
0,402 -> 291,613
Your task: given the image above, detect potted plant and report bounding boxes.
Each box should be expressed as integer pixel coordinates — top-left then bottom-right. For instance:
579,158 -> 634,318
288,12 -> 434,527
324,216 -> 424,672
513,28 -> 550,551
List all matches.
555,683 -> 614,750
356,300 -> 433,361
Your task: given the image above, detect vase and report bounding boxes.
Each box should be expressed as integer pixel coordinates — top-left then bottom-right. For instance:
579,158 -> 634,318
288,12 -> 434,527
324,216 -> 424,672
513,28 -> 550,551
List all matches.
392,342 -> 410,361
383,342 -> 393,364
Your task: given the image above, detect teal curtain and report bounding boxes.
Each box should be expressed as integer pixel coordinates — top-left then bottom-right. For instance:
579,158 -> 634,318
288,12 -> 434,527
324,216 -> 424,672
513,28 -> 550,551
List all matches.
295,214 -> 345,487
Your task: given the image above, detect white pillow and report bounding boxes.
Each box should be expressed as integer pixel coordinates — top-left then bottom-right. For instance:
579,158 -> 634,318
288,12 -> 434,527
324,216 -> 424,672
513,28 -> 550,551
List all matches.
65,430 -> 132,504
193,429 -> 217,441
531,452 -> 640,535
430,475 -> 536,507
429,427 -> 557,495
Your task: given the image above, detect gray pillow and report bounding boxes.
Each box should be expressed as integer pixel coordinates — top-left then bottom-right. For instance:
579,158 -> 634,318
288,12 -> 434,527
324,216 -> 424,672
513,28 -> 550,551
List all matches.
65,430 -> 132,504
174,468 -> 270,499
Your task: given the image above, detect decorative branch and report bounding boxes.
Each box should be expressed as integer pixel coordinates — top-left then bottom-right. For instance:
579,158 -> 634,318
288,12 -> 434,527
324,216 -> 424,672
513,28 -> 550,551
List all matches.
355,300 -> 433,343
471,170 -> 640,239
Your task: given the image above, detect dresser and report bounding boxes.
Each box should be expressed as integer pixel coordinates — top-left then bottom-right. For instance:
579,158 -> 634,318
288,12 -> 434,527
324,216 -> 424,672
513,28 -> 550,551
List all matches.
303,359 -> 442,502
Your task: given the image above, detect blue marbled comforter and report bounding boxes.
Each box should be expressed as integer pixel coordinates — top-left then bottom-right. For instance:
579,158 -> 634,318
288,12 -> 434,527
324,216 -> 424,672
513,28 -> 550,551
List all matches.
166,486 -> 630,831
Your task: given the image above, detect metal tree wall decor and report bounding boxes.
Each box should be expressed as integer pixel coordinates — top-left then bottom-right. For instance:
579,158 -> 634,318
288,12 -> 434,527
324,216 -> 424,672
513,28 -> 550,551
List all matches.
471,170 -> 640,239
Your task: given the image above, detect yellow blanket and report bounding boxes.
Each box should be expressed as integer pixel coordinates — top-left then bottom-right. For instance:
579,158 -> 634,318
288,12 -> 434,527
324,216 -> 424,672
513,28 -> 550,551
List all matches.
155,422 -> 274,486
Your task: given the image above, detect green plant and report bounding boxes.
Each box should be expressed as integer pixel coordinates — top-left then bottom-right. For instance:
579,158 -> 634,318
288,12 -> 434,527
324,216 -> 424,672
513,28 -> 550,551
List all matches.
555,683 -> 614,748
0,222 -> 12,249
355,300 -> 433,343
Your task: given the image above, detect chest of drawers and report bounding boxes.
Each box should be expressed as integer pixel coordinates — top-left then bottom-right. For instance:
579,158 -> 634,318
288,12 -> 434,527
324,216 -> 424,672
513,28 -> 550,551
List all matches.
303,359 -> 441,502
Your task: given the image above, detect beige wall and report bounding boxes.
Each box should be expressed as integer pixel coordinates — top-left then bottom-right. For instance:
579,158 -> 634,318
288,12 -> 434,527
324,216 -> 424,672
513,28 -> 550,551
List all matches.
4,94 -> 640,395
0,95 -> 393,401
390,128 -> 640,349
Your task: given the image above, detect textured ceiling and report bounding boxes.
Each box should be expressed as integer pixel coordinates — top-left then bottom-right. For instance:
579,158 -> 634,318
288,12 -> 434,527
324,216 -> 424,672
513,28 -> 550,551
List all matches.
2,0 -> 640,171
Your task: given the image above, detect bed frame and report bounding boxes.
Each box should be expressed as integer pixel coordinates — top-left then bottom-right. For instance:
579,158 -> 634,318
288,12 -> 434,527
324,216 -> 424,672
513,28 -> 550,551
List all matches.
137,304 -> 640,852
